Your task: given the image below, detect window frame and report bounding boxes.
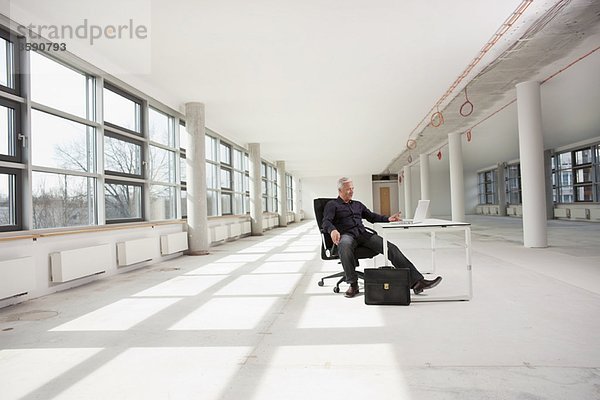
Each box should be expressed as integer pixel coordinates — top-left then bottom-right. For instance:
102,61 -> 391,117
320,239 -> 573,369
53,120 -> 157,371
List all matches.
0,28 -> 21,96
104,178 -> 144,224
103,82 -> 143,136
0,96 -> 22,163
0,166 -> 22,232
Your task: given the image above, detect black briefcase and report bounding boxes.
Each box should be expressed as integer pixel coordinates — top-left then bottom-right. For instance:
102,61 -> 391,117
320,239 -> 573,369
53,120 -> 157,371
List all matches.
364,267 -> 411,306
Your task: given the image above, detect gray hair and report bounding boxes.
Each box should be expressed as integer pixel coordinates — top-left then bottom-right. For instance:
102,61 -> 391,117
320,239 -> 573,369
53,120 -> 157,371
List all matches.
337,177 -> 352,190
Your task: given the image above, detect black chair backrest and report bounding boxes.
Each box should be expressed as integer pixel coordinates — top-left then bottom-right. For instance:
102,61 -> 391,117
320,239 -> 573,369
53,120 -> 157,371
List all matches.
314,198 -> 337,260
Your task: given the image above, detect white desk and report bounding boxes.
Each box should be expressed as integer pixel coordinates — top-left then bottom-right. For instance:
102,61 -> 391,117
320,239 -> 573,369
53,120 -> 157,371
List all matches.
373,219 -> 472,302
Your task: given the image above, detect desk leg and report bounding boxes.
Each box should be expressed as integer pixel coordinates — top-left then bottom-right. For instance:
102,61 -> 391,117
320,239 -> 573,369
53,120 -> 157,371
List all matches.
465,226 -> 473,300
430,231 -> 436,274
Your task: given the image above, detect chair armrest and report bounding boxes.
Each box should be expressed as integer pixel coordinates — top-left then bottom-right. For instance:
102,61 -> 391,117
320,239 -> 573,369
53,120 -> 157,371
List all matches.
365,227 -> 377,235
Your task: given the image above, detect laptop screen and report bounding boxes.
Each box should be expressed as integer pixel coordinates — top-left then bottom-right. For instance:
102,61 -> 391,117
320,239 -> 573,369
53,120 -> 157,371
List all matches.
412,200 -> 430,222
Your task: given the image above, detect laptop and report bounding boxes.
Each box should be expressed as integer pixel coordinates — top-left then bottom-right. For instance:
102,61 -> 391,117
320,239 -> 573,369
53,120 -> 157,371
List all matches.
389,199 -> 430,225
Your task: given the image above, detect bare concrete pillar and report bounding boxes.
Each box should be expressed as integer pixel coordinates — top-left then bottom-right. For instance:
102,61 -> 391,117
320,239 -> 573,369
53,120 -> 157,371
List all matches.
185,102 -> 209,255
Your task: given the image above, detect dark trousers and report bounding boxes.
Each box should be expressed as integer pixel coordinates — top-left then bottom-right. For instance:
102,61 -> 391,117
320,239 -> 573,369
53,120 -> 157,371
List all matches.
337,232 -> 424,286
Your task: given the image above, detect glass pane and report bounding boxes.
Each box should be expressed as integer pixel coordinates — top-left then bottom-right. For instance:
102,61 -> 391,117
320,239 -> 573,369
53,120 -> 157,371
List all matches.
149,146 -> 175,183
104,135 -> 142,176
0,37 -> 10,88
104,87 -> 141,133
245,195 -> 250,214
205,136 -> 217,161
179,123 -> 187,150
243,174 -> 249,192
221,192 -> 232,215
244,154 -> 249,171
207,190 -> 218,216
31,172 -> 96,229
552,188 -> 557,203
30,52 -> 89,118
105,182 -> 142,220
206,163 -> 218,189
575,167 -> 592,183
149,185 -> 175,220
181,189 -> 187,217
559,186 -> 573,203
220,143 -> 231,165
0,172 -> 15,226
149,108 -> 173,147
180,157 -> 186,183
233,149 -> 243,170
262,196 -> 267,212
560,170 -> 572,186
575,149 -> 592,165
261,179 -> 267,196
575,185 -> 593,202
261,162 -> 267,178
558,152 -> 572,169
220,168 -> 231,189
233,171 -> 243,192
31,110 -> 95,172
0,103 -> 15,157
233,193 -> 243,215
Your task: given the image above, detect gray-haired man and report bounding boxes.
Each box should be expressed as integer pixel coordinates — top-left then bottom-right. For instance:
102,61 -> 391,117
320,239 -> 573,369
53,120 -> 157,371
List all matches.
322,177 -> 442,298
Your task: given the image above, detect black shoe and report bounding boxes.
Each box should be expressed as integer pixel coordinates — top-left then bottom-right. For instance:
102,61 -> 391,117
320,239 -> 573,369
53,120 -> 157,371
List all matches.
345,282 -> 359,298
412,276 -> 442,294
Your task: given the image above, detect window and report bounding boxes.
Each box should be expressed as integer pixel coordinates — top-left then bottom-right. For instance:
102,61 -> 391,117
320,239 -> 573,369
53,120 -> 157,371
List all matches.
286,174 -> 294,212
104,84 -> 142,134
104,132 -> 143,178
0,168 -> 20,231
0,29 -> 19,95
149,107 -> 174,147
553,144 -> 599,204
148,110 -> 176,220
261,162 -> 278,212
31,171 -> 96,229
105,180 -> 143,223
478,169 -> 497,205
0,97 -> 21,163
204,133 -> 248,216
30,52 -> 94,119
505,164 -> 521,205
31,110 -> 95,172
29,53 -> 98,230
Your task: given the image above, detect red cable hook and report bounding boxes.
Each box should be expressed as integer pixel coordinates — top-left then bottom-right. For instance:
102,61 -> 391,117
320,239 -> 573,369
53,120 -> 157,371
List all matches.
460,87 -> 474,117
430,107 -> 444,127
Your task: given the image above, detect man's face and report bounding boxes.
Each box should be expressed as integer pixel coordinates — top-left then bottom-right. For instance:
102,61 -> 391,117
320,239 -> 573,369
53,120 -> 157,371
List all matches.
339,181 -> 354,202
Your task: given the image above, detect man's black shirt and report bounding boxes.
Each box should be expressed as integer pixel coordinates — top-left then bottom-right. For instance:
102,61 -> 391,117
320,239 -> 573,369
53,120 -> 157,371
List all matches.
321,197 -> 389,238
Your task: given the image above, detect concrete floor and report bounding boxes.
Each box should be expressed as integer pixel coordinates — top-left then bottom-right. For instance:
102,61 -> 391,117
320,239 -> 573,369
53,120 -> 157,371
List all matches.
1,216 -> 599,400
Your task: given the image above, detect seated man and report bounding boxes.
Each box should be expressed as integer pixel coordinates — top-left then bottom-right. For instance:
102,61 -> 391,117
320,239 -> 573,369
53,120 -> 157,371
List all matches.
322,177 -> 442,298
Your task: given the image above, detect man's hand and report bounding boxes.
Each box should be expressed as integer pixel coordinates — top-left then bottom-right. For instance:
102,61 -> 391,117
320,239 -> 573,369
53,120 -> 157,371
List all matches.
388,212 -> 402,222
330,229 -> 341,245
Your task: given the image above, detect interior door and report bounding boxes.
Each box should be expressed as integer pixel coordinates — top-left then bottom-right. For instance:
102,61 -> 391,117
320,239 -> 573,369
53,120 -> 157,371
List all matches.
380,187 -> 391,216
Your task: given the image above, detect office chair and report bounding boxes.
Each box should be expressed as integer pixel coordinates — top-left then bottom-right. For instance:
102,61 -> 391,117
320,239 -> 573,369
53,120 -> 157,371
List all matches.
314,198 -> 378,293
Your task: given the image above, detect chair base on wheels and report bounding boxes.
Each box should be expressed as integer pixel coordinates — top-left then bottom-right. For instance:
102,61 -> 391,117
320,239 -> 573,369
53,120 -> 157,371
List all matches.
317,271 -> 365,293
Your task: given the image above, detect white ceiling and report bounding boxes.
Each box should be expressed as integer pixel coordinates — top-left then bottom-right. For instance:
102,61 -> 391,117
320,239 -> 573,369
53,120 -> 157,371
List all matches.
3,0 -> 599,178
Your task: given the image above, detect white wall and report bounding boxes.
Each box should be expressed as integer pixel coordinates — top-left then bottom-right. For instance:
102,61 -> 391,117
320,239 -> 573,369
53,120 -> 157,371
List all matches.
372,181 -> 399,215
301,174 -> 373,220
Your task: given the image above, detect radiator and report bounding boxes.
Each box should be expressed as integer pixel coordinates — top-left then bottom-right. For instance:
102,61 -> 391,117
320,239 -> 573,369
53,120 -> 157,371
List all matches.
160,232 -> 188,255
571,208 -> 589,219
50,244 -> 110,283
230,223 -> 242,237
590,209 -> 600,221
242,221 -> 251,234
117,237 -> 158,266
554,208 -> 570,218
0,257 -> 35,300
262,219 -> 269,230
213,225 -> 228,242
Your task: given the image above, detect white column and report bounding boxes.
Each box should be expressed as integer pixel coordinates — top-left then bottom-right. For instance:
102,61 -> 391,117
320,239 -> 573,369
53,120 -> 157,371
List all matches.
420,153 -> 431,217
185,102 -> 209,255
448,132 -> 465,222
248,143 -> 263,235
403,165 -> 413,218
516,81 -> 547,248
276,160 -> 288,227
